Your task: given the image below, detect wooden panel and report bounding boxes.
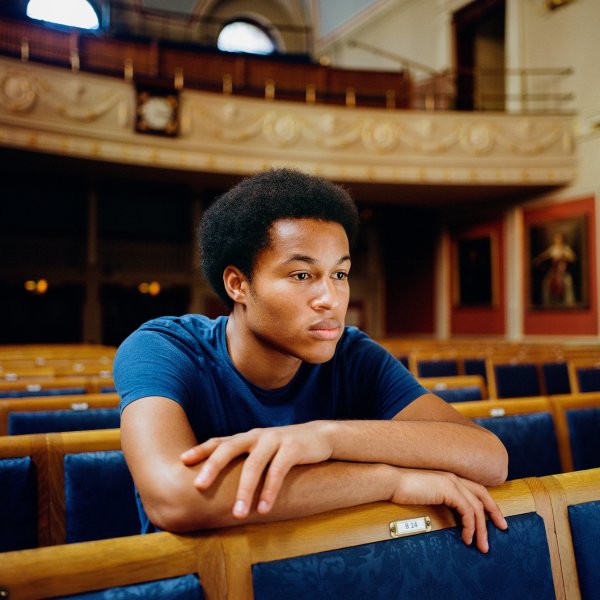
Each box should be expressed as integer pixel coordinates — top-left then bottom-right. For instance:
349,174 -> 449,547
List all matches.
0,532 -> 201,600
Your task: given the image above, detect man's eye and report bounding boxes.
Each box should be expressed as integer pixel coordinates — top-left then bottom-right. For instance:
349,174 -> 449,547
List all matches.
293,273 -> 310,280
333,272 -> 348,280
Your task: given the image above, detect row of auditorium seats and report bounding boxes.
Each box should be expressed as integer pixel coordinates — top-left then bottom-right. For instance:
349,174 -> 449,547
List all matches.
454,394 -> 600,479
2,392 -> 599,553
0,375 -> 116,398
0,467 -> 598,599
0,429 -> 137,551
0,343 -> 116,397
0,393 -> 120,435
0,355 -> 593,406
413,357 -> 600,400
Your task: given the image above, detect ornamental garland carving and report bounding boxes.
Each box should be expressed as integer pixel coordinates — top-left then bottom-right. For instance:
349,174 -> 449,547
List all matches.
0,67 -> 123,122
192,101 -> 572,157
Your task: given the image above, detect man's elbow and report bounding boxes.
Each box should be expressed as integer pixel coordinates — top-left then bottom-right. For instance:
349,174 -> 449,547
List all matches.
146,501 -> 198,533
142,492 -> 231,533
483,438 -> 509,486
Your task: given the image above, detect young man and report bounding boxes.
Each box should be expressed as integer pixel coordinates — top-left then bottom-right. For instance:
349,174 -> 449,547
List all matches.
115,168 -> 508,554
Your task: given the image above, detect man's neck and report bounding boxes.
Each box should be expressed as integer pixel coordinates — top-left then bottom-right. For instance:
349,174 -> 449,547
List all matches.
225,312 -> 302,390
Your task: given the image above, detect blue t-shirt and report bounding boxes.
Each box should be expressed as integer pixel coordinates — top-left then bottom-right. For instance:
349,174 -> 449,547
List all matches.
115,314 -> 427,437
113,314 -> 428,532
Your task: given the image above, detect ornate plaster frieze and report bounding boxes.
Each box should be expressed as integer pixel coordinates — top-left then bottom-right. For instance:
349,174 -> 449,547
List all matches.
0,56 -> 577,186
0,66 -> 124,122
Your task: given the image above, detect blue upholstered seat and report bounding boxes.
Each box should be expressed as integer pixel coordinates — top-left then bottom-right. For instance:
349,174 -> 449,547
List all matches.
252,512 -> 555,600
566,408 -> 600,470
0,388 -> 87,398
8,408 -> 120,435
0,456 -> 38,551
464,358 -> 487,382
64,450 -> 140,543
474,412 -> 561,479
576,368 -> 600,393
541,362 -> 570,395
416,359 -> 459,378
59,573 -> 203,599
568,500 -> 600,600
493,363 -> 540,398
434,386 -> 483,402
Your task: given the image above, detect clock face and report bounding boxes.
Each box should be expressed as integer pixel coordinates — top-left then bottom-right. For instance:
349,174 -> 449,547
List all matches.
141,97 -> 173,130
136,90 -> 179,136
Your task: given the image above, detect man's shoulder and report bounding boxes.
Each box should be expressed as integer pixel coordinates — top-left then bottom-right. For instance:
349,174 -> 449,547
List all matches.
135,314 -> 226,341
116,314 -> 228,365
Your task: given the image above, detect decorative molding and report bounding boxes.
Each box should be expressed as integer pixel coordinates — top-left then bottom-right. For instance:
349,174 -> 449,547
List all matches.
0,66 -> 124,122
0,56 -> 577,187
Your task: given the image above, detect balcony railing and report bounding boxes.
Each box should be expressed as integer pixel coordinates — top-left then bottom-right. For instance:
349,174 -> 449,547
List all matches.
0,18 -> 574,114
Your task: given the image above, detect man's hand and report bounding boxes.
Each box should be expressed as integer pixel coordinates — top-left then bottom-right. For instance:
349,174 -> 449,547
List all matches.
389,467 -> 508,553
180,422 -> 334,518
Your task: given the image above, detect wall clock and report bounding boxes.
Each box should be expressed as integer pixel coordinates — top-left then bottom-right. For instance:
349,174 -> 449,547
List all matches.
135,87 -> 179,136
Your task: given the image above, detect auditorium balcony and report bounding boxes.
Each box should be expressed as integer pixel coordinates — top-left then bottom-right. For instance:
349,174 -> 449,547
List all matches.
0,1 -> 591,344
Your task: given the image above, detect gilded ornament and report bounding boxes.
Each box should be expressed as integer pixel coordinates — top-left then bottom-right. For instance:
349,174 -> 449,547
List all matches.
262,112 -> 301,146
0,72 -> 37,112
361,120 -> 398,152
459,124 -> 493,155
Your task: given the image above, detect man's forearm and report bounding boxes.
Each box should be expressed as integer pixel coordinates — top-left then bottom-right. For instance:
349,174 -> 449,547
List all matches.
326,419 -> 507,486
148,458 -> 394,532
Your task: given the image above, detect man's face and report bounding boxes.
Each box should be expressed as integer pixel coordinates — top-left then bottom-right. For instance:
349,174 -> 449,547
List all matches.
243,218 -> 351,364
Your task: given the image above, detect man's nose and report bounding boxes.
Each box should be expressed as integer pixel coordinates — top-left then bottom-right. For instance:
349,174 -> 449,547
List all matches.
310,277 -> 340,310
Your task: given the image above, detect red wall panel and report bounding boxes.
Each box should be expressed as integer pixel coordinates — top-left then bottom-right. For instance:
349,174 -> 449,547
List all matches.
523,196 -> 597,336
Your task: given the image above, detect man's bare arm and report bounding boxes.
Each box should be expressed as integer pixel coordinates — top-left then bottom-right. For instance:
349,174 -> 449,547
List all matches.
120,396 -> 506,553
184,393 -> 508,517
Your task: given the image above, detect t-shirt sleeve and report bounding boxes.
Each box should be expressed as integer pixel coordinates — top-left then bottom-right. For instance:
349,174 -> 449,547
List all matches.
343,332 -> 429,420
113,322 -> 199,415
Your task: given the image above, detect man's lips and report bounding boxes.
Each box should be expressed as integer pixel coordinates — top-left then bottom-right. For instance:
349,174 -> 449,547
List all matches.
308,320 -> 342,340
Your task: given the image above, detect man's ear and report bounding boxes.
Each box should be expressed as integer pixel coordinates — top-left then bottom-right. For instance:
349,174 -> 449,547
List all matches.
223,266 -> 249,304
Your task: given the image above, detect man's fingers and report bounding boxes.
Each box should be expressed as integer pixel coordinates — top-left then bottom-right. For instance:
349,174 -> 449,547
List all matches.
441,478 -> 491,553
180,438 -> 221,465
193,435 -> 256,489
232,438 -> 280,518
256,452 -> 296,514
461,478 -> 508,531
444,485 -> 477,548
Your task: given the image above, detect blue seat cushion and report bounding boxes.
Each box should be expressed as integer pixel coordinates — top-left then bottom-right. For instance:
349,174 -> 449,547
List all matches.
252,512 -> 555,600
474,413 -> 561,479
0,388 -> 87,398
8,408 -> 120,435
494,364 -> 540,398
59,573 -> 203,599
64,450 -> 140,543
434,386 -> 483,402
566,408 -> 600,470
577,368 -> 600,392
417,360 -> 459,378
464,358 -> 487,382
0,456 -> 38,551
568,500 -> 600,600
541,362 -> 570,395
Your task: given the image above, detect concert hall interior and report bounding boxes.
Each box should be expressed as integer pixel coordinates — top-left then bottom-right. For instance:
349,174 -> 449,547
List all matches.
1,1 -> 600,599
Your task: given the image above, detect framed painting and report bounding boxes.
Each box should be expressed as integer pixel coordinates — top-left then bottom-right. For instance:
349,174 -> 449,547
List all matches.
527,215 -> 588,309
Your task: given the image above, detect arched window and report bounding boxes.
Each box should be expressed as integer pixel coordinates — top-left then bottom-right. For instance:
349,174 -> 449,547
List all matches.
26,0 -> 99,30
217,20 -> 276,55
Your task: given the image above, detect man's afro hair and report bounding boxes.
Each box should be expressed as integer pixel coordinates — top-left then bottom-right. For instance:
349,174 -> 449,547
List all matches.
199,168 -> 360,307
